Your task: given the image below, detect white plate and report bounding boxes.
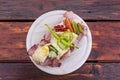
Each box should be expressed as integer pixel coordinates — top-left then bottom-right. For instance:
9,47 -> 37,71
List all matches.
26,10 -> 92,75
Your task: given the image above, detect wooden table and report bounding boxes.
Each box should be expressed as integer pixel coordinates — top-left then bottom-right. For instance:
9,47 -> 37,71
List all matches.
0,0 -> 120,80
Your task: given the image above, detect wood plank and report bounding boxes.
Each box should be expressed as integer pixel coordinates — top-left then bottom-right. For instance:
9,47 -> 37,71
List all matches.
0,22 -> 30,61
0,22 -> 120,62
0,0 -> 120,20
87,22 -> 120,62
0,63 -> 119,80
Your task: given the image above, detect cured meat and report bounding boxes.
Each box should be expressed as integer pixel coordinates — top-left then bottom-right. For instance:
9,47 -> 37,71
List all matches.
60,50 -> 71,61
40,58 -> 61,67
28,44 -> 38,56
82,25 -> 87,36
77,34 -> 84,42
39,39 -> 49,46
44,31 -> 51,42
52,58 -> 61,67
60,47 -> 74,61
64,11 -> 74,20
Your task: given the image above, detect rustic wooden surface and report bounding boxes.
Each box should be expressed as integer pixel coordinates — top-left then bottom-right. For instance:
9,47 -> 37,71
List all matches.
0,63 -> 120,80
0,0 -> 120,80
0,0 -> 120,20
0,22 -> 120,62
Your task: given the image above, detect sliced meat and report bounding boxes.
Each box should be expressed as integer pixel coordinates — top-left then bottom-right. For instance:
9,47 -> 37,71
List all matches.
44,31 -> 51,42
83,25 -> 87,36
38,31 -> 51,46
52,58 -> 61,67
40,58 -> 61,67
40,58 -> 51,66
77,34 -> 84,42
72,38 -> 79,46
60,50 -> 71,61
39,39 -> 49,46
60,47 -> 74,61
28,44 -> 38,56
70,47 -> 74,53
64,11 -> 75,20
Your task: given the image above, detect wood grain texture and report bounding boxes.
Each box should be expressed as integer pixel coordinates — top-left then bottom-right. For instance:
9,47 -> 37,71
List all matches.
0,22 -> 120,62
0,63 -> 119,80
0,22 -> 30,61
0,0 -> 120,20
88,22 -> 120,62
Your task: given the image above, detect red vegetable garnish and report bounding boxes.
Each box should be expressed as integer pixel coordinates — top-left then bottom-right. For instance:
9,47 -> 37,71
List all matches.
64,18 -> 73,32
54,25 -> 68,32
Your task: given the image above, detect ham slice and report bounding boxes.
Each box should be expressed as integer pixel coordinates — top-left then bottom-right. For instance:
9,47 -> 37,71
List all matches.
64,11 -> 75,20
60,47 -> 74,61
82,25 -> 87,36
39,31 -> 51,46
52,58 -> 61,67
40,58 -> 61,67
28,44 -> 38,56
77,34 -> 84,41
60,50 -> 71,61
44,31 -> 51,42
39,39 -> 48,46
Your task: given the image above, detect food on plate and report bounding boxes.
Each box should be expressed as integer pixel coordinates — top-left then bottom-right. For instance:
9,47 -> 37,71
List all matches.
28,11 -> 87,67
